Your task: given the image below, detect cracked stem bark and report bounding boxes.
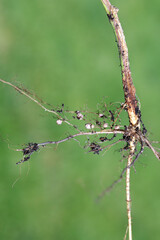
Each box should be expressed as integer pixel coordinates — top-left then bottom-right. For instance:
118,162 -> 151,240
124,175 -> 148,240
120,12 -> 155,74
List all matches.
101,1 -> 138,239
101,0 -> 139,127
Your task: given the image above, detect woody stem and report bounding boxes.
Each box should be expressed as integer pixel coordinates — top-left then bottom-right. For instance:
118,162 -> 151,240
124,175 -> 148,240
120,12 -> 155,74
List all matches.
101,0 -> 139,126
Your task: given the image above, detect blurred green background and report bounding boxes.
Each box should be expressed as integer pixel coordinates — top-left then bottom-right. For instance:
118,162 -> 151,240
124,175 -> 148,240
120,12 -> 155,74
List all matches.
0,0 -> 160,239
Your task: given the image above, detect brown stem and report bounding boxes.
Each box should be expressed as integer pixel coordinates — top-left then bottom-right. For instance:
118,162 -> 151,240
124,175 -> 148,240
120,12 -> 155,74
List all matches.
101,0 -> 139,126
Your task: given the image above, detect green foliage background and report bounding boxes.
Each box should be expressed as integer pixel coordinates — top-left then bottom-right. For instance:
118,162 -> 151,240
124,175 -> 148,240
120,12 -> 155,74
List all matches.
0,0 -> 160,239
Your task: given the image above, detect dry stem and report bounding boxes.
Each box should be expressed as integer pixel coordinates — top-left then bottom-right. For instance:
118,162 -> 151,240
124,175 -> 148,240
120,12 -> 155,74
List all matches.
1,2 -> 160,240
101,0 -> 139,127
101,1 -> 139,239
